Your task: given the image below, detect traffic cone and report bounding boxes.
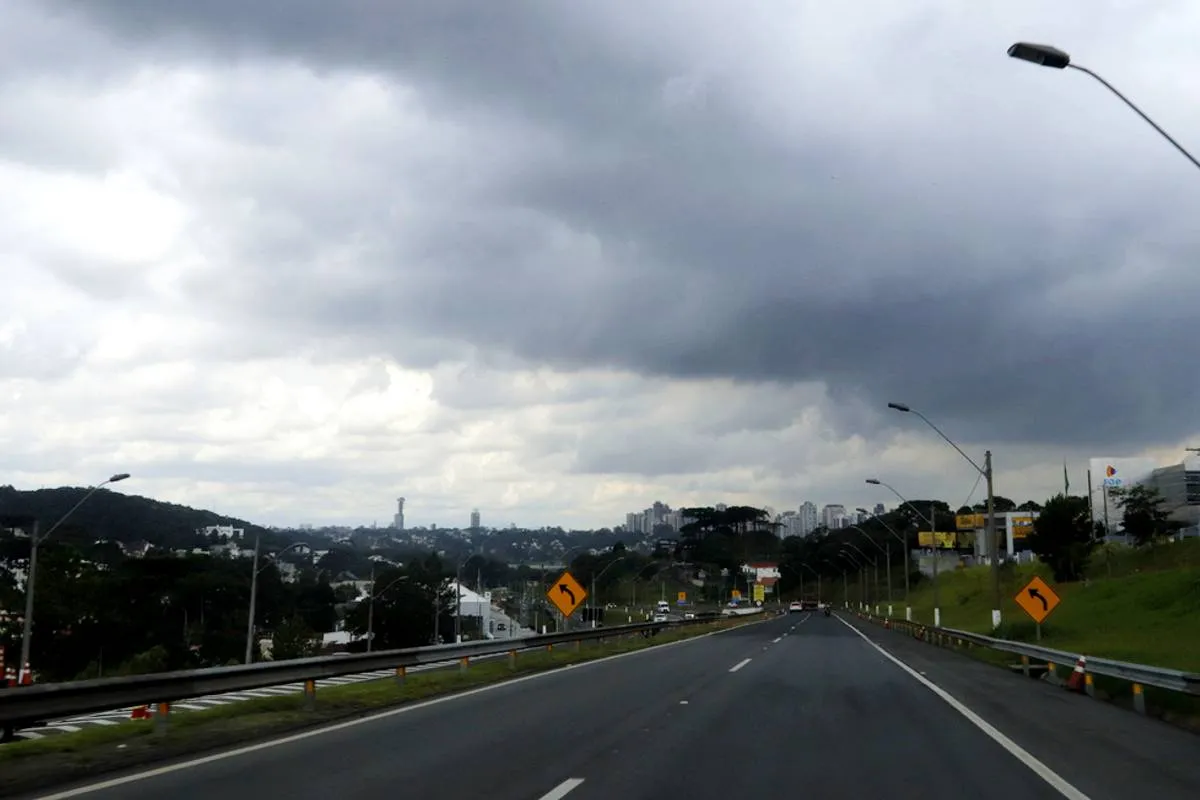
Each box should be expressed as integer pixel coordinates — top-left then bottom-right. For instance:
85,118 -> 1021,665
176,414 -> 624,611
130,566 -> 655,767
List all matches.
4,664 -> 15,687
19,662 -> 32,685
130,705 -> 151,720
1066,655 -> 1087,692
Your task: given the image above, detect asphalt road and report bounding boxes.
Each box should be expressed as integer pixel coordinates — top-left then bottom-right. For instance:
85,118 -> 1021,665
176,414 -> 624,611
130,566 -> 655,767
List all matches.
26,612 -> 1200,800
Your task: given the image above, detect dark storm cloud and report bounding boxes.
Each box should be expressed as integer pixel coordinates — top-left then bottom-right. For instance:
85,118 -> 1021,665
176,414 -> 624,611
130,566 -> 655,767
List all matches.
42,1 -> 1200,449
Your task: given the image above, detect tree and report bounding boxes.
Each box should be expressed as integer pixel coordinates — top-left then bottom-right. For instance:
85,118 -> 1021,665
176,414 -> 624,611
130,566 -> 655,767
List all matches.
1026,494 -> 1094,581
972,495 -> 1016,513
271,615 -> 319,660
1113,485 -> 1175,546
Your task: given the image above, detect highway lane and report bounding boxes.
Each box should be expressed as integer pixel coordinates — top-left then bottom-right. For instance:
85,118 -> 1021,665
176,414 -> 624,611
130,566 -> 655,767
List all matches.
25,612 -> 1200,800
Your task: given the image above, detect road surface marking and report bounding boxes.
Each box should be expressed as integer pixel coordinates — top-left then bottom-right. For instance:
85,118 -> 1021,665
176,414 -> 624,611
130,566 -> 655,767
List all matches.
772,637 -> 782,643
33,623 -> 753,799
729,658 -> 752,673
539,778 -> 585,799
836,616 -> 1090,800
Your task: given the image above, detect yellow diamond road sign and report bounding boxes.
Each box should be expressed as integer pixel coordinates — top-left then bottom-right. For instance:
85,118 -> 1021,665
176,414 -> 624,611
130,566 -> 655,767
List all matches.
1015,575 -> 1060,624
547,569 -> 587,618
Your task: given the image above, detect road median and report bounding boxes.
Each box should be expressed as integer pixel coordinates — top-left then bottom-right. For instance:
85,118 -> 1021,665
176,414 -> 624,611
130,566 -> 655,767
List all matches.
0,616 -> 760,796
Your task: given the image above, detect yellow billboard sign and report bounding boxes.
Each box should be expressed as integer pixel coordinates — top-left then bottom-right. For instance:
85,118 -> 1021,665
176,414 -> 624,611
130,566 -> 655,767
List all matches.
956,513 -> 986,530
1011,516 -> 1035,539
918,532 -> 960,549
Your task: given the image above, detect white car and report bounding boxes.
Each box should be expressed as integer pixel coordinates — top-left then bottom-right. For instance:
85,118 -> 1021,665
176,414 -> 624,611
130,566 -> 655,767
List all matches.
653,613 -> 669,623
788,601 -> 804,613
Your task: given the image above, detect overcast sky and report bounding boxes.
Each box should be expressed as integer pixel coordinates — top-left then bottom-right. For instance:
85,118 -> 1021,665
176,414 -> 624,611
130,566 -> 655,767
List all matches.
2,1 -> 1197,529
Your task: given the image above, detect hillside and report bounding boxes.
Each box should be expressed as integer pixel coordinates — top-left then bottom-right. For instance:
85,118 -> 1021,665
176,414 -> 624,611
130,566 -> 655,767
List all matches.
882,539 -> 1200,671
0,485 -> 270,550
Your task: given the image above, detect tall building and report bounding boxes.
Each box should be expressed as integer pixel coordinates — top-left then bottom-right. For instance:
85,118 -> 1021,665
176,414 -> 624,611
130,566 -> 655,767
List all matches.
470,509 -> 481,529
873,503 -> 886,517
798,502 -> 819,536
393,497 -> 405,530
822,504 -> 848,530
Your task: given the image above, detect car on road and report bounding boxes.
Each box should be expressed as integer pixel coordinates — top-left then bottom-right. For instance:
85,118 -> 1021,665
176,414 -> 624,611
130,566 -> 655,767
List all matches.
788,601 -> 804,613
652,612 -> 669,622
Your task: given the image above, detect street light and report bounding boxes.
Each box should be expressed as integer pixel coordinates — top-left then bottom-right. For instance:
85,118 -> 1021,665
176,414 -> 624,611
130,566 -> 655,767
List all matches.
798,562 -> 821,605
366,570 -> 410,652
887,401 -> 1001,628
842,541 -> 877,606
849,524 -> 888,608
867,478 -> 943,627
837,551 -> 863,606
1006,42 -> 1200,172
857,508 -> 910,617
246,537 -> 311,664
19,472 -> 130,683
589,556 -> 627,628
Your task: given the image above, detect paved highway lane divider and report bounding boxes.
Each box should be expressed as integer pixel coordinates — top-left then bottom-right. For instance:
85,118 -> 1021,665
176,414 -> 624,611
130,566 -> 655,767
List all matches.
0,613 -> 766,796
846,610 -> 1200,728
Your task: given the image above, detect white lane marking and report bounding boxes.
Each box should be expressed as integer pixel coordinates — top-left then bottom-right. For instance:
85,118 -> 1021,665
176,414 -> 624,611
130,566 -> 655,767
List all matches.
772,637 -> 782,643
836,616 -> 1090,800
33,622 -> 753,799
729,658 -> 752,673
538,778 -> 585,799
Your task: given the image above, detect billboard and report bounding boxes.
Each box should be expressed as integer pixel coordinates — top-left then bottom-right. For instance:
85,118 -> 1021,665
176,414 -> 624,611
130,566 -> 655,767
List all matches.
1011,515 -> 1035,539
1089,458 -> 1157,491
918,531 -> 960,549
956,513 -> 986,530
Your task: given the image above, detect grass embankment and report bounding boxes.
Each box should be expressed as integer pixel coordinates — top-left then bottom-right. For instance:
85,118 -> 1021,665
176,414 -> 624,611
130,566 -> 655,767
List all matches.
0,617 -> 758,795
886,538 -> 1200,671
848,539 -> 1200,730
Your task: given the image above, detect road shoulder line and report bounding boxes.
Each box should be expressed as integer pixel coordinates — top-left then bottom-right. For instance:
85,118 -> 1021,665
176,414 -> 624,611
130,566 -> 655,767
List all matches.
835,614 -> 1090,800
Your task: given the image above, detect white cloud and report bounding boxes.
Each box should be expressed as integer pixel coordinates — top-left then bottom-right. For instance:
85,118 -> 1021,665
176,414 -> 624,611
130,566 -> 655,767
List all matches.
2,1 -> 1196,530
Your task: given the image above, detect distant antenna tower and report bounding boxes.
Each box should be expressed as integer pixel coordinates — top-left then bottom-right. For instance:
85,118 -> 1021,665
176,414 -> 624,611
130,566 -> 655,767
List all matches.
394,497 -> 406,530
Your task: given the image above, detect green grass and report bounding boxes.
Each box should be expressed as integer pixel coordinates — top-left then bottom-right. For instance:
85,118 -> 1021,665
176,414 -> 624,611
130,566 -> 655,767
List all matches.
0,616 -> 758,784
848,541 -> 1200,671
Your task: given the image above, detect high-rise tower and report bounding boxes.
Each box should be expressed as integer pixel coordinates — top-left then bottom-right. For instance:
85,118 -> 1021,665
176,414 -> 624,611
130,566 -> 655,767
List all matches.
393,497 -> 406,530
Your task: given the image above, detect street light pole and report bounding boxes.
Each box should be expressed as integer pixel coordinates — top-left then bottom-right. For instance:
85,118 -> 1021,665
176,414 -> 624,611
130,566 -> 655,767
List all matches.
851,524 -> 890,608
867,478 -> 942,627
20,473 -> 130,682
863,511 -> 910,615
842,542 -> 877,607
1006,42 -> 1200,172
246,538 -> 311,663
589,556 -> 627,628
367,571 -> 410,652
887,402 -> 1001,629
798,563 -> 821,605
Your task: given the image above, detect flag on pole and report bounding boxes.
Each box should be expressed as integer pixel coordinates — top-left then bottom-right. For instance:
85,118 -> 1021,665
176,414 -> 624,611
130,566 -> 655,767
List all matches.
1063,460 -> 1070,495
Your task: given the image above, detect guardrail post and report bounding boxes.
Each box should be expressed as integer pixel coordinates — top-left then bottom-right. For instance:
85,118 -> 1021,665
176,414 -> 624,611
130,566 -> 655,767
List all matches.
1132,683 -> 1146,714
1021,655 -> 1030,677
394,666 -> 406,687
508,650 -> 517,670
154,703 -> 170,735
459,656 -> 469,672
303,679 -> 316,711
574,640 -> 581,652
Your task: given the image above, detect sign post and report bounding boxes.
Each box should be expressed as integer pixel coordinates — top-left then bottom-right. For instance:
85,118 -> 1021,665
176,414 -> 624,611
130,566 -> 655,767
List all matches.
1014,575 -> 1061,640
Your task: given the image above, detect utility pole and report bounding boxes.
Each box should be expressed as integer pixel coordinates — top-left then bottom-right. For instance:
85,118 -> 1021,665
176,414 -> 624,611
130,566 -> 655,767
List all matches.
985,450 -> 1001,630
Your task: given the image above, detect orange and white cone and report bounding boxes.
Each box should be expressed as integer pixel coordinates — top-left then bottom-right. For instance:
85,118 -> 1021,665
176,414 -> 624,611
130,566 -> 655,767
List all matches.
4,664 -> 15,687
130,705 -> 151,720
1066,655 -> 1087,692
19,662 -> 32,685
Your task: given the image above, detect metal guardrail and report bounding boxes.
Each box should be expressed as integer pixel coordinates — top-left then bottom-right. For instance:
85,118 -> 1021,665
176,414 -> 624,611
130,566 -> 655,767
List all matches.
0,616 -> 726,729
855,611 -> 1200,698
